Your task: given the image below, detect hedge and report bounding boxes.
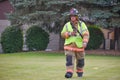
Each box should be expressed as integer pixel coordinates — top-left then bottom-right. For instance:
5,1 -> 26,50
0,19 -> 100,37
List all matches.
86,25 -> 104,50
26,25 -> 49,51
1,26 -> 23,53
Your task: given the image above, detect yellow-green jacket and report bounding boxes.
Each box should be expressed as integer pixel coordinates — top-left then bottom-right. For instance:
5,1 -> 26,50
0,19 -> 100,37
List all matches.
61,21 -> 89,48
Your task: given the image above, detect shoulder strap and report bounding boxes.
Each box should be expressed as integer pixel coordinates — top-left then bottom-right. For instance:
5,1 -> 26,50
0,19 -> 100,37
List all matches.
70,21 -> 83,39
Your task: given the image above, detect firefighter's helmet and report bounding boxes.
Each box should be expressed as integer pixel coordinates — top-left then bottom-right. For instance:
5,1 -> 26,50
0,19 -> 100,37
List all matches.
69,8 -> 79,16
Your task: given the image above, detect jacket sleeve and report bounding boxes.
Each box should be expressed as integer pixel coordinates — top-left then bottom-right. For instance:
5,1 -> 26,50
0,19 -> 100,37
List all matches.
81,22 -> 90,43
61,23 -> 70,39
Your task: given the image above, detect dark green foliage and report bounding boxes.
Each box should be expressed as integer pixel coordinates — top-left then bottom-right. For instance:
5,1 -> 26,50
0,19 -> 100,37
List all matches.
8,0 -> 120,33
91,10 -> 113,19
26,25 -> 49,51
1,26 -> 23,53
86,25 -> 104,50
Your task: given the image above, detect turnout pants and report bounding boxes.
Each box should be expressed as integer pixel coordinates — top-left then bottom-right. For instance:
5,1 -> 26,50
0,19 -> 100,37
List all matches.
65,50 -> 85,76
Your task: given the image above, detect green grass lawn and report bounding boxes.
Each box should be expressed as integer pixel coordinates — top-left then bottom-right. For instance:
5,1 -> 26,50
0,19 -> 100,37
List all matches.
0,51 -> 120,80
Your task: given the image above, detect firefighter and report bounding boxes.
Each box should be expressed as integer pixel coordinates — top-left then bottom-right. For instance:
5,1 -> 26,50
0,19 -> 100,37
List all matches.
61,8 -> 89,78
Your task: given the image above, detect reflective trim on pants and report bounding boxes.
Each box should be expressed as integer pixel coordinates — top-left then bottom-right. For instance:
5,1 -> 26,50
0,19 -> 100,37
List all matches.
76,68 -> 84,73
66,69 -> 74,73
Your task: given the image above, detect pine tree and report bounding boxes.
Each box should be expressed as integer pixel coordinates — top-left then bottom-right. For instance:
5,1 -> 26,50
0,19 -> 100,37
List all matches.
7,0 -> 120,50
7,0 -> 120,31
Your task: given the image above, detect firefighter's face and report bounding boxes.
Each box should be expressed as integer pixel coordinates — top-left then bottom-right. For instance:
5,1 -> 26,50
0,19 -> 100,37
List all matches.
70,15 -> 77,22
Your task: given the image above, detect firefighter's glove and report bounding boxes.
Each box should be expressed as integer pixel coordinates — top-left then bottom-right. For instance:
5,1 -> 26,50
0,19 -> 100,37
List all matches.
83,42 -> 87,48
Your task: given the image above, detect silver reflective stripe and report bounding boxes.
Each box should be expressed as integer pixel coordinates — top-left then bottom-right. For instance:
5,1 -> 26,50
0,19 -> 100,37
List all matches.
79,21 -> 87,33
82,29 -> 88,33
66,23 -> 68,31
79,21 -> 82,33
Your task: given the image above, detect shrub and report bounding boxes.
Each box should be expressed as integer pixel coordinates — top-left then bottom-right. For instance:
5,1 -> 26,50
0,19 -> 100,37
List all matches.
26,25 -> 49,51
1,26 -> 23,53
86,25 -> 104,50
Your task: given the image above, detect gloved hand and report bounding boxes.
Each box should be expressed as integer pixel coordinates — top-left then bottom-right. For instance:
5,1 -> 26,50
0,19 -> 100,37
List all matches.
83,42 -> 87,48
71,31 -> 77,36
68,31 -> 77,36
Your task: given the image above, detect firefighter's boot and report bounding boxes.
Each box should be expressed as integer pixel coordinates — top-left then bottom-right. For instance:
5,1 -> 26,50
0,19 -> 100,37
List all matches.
77,72 -> 83,77
65,72 -> 73,78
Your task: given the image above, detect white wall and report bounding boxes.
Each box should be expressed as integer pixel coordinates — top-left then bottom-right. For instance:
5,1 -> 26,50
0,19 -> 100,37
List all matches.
0,20 -> 10,36
46,33 -> 60,51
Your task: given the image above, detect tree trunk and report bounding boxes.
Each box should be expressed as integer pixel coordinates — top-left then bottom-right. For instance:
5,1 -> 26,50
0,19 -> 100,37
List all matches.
59,35 -> 64,50
114,28 -> 120,50
118,40 -> 120,50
